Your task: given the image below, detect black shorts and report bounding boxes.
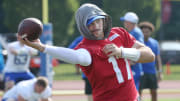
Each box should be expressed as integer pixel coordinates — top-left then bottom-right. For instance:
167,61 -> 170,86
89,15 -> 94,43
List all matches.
0,80 -> 5,90
139,73 -> 158,90
83,78 -> 92,95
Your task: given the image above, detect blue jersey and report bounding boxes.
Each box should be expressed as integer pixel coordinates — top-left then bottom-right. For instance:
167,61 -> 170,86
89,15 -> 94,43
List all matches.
0,45 -> 4,73
68,36 -> 83,49
129,26 -> 144,77
142,38 -> 160,74
129,26 -> 144,90
130,27 -> 144,43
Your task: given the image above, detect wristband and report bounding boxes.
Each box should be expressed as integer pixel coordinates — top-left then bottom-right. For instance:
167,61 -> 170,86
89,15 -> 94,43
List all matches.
121,47 -> 141,62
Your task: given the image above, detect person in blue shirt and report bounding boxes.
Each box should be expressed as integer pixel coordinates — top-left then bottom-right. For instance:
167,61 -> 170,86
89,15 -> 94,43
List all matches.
0,44 -> 4,73
139,21 -> 163,101
68,35 -> 92,101
0,44 -> 5,90
120,12 -> 144,91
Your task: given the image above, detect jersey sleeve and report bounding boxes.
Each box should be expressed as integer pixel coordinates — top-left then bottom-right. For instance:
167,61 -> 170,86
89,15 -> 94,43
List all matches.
155,40 -> 160,55
68,36 -> 83,49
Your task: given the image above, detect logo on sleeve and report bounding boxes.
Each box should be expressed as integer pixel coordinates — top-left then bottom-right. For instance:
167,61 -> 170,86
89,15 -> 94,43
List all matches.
109,33 -> 119,41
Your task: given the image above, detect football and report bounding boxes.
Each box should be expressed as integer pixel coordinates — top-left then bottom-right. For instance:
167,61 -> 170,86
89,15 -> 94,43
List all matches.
18,17 -> 43,41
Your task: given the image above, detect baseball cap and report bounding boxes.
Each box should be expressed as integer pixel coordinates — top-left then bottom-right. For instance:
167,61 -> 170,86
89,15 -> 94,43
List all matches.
87,15 -> 105,25
120,12 -> 139,24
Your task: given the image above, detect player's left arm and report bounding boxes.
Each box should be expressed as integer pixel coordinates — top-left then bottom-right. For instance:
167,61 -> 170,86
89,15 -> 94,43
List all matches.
156,54 -> 163,81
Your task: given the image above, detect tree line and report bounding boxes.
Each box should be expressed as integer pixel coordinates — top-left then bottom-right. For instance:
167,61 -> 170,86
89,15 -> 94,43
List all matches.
1,0 -> 169,46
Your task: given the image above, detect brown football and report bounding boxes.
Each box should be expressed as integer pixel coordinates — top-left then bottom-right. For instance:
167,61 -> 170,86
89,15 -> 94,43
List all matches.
18,18 -> 43,41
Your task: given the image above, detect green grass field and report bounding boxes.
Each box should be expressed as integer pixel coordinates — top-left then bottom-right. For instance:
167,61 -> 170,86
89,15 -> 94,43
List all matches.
163,64 -> 180,80
53,64 -> 180,80
53,64 -> 82,80
144,98 -> 180,101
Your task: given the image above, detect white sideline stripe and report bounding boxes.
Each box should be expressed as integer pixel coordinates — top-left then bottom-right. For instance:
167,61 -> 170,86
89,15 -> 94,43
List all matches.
53,90 -> 84,95
0,90 -> 84,96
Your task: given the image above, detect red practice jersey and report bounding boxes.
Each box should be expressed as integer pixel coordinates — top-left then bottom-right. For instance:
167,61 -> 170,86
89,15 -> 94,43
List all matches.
76,27 -> 138,101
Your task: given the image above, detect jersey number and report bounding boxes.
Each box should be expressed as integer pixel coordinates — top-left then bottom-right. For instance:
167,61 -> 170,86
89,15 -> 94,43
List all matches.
14,54 -> 28,65
108,56 -> 132,84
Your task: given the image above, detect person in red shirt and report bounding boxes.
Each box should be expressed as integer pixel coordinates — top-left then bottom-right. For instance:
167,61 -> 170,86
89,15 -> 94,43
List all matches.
18,3 -> 155,101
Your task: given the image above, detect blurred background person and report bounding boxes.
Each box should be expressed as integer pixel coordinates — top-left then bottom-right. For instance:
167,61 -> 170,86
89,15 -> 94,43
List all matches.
3,36 -> 38,91
139,21 -> 163,101
120,12 -> 144,91
2,76 -> 52,101
68,35 -> 93,101
0,43 -> 5,90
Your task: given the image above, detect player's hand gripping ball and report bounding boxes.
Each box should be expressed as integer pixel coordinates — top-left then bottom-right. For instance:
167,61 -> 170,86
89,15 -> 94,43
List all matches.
18,18 -> 43,41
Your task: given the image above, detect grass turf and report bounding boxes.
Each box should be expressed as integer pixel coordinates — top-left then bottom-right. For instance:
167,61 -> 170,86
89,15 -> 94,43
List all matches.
53,64 -> 180,80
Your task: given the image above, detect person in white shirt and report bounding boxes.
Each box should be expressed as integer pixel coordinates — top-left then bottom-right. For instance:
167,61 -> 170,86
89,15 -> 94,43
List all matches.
2,76 -> 52,101
3,39 -> 38,91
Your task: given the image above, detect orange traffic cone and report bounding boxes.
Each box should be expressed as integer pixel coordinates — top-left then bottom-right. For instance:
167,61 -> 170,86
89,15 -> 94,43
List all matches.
166,62 -> 171,75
